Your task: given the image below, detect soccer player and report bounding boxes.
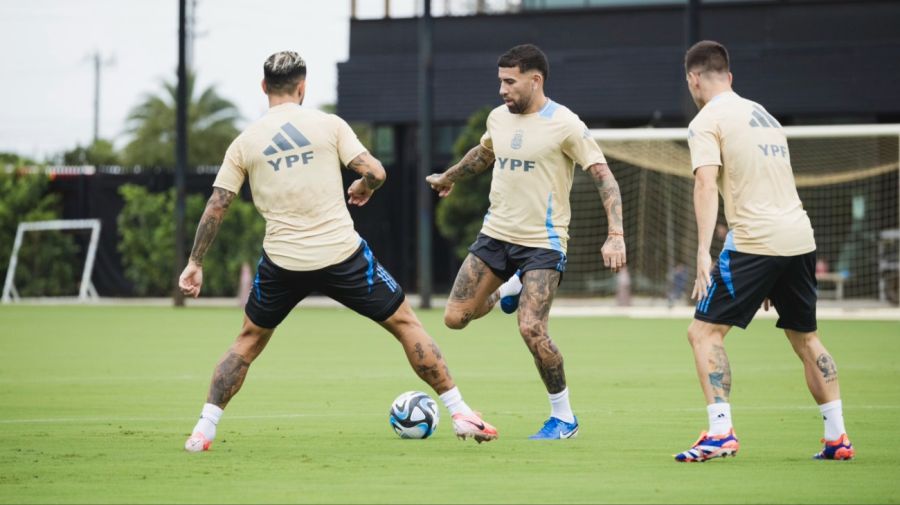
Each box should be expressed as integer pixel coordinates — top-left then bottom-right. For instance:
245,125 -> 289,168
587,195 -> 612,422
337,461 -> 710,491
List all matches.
675,40 -> 854,462
426,44 -> 626,439
179,51 -> 497,452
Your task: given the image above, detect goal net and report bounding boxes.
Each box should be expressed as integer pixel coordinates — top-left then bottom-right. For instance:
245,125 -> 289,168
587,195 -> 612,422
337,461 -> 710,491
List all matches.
563,124 -> 900,306
2,219 -> 101,303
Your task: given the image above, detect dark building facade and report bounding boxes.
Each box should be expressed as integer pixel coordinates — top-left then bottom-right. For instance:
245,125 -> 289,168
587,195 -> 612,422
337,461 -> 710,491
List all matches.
336,0 -> 900,293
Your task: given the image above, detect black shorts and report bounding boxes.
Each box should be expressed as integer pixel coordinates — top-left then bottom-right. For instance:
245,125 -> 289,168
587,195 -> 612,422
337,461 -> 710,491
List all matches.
244,241 -> 405,329
694,249 -> 817,332
467,233 -> 567,281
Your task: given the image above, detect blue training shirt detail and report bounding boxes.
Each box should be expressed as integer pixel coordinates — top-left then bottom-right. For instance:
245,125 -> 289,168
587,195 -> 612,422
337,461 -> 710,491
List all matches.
723,230 -> 736,252
539,99 -> 559,119
545,193 -> 563,252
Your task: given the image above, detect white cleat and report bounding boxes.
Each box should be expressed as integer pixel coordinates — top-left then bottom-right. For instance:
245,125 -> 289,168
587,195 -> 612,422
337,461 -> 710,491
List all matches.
452,411 -> 499,444
184,432 -> 212,452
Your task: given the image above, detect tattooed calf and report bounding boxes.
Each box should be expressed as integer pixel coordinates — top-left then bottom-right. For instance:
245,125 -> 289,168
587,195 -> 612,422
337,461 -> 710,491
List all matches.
816,353 -> 838,383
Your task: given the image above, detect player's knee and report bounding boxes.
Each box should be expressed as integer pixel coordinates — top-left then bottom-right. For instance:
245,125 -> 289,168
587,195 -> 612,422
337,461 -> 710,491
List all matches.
786,330 -> 820,358
443,308 -> 471,330
235,323 -> 272,360
687,323 -> 719,348
384,301 -> 421,330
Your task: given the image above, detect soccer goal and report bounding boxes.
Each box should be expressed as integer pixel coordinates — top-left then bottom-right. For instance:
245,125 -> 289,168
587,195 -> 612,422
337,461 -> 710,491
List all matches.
560,124 -> 900,306
1,219 -> 102,303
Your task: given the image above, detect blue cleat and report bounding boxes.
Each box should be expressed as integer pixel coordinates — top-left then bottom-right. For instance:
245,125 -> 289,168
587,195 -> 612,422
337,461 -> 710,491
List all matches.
500,294 -> 520,314
674,429 -> 739,462
529,416 -> 579,440
499,270 -> 523,314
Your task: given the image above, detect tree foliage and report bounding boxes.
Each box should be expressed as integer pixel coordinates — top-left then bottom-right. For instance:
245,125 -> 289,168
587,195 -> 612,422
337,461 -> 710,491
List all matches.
0,152 -> 38,167
0,172 -> 78,296
435,107 -> 494,260
123,73 -> 240,167
117,185 -> 265,296
61,139 -> 120,166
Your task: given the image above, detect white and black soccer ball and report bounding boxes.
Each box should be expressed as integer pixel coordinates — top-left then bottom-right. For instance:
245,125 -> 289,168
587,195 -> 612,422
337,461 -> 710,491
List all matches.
389,391 -> 439,439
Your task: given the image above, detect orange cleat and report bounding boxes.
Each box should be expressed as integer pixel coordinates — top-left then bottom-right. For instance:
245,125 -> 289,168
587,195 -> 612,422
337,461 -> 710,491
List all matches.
813,433 -> 855,460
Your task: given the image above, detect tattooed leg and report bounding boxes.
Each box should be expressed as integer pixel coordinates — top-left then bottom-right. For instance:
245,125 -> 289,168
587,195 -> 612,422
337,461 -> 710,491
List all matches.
707,345 -> 732,403
206,315 -> 274,408
786,330 -> 841,404
517,269 -> 567,394
444,254 -> 504,329
381,300 -> 454,394
687,320 -> 733,404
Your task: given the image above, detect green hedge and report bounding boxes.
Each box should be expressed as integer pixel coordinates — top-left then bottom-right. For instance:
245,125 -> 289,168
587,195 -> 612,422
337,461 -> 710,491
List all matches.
117,185 -> 265,296
0,172 -> 79,296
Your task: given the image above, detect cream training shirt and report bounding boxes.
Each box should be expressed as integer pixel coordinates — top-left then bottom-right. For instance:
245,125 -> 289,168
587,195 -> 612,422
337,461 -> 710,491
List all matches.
688,91 -> 815,256
213,103 -> 367,270
479,99 -> 607,253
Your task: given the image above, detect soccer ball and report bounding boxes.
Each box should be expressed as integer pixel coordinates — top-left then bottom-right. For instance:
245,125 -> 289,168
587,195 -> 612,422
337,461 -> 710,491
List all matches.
389,391 -> 439,439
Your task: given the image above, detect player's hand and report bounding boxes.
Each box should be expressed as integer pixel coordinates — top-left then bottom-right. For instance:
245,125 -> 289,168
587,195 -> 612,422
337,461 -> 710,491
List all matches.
692,252 -> 713,302
347,178 -> 374,206
426,173 -> 454,198
178,261 -> 203,298
601,234 -> 626,273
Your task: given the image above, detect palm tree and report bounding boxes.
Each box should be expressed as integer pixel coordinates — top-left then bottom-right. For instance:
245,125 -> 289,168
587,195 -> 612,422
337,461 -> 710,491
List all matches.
123,73 -> 241,167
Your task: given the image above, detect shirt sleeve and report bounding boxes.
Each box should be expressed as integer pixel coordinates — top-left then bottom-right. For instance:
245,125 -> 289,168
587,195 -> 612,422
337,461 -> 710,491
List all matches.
335,116 -> 368,166
212,137 -> 246,193
687,113 -> 722,173
561,117 -> 606,171
479,129 -> 493,151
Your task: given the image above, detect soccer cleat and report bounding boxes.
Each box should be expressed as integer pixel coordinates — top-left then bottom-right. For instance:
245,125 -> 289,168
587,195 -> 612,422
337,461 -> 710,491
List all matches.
813,433 -> 855,460
499,294 -> 520,314
529,416 -> 579,440
674,429 -> 739,462
499,271 -> 523,314
184,432 -> 212,453
452,411 -> 498,443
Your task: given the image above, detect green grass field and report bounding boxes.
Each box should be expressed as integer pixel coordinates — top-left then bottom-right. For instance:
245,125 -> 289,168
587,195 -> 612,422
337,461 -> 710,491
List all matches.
1,305 -> 898,504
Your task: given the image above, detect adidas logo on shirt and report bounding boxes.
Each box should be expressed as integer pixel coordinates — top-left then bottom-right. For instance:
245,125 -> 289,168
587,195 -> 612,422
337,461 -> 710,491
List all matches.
748,104 -> 781,129
263,122 -> 314,171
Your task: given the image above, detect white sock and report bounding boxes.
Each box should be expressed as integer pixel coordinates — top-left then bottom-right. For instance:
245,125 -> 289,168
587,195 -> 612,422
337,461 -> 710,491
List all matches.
707,403 -> 732,436
439,386 -> 473,416
499,274 -> 523,298
191,403 -> 223,441
819,399 -> 846,441
549,387 -> 575,424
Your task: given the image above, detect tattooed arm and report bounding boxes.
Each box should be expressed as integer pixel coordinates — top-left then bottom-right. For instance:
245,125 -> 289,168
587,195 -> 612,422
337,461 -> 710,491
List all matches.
587,163 -> 626,272
425,144 -> 495,198
346,151 -> 386,207
178,187 -> 236,297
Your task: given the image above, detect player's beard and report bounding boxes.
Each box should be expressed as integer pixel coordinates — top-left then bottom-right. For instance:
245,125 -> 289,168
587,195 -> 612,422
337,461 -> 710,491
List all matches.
505,94 -> 532,114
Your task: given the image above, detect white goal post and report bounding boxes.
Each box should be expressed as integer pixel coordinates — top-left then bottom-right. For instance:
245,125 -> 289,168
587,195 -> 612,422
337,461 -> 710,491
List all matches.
2,219 -> 102,303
